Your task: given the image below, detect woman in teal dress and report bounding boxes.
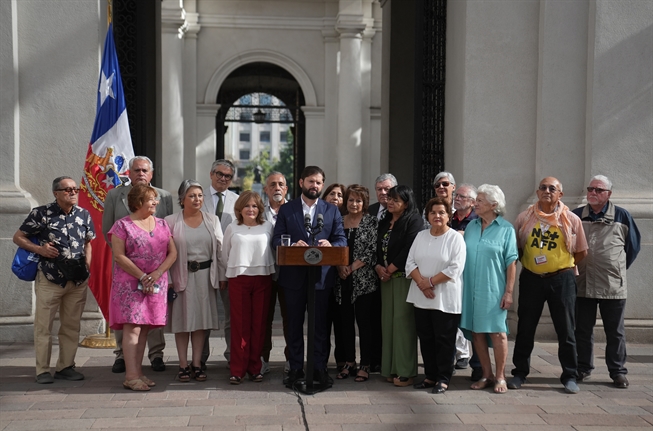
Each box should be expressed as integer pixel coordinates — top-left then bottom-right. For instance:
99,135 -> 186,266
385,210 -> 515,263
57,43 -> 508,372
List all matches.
459,184 -> 518,394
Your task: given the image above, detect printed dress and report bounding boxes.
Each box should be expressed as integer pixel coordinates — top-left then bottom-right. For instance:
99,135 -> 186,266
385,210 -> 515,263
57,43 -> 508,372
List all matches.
108,216 -> 172,330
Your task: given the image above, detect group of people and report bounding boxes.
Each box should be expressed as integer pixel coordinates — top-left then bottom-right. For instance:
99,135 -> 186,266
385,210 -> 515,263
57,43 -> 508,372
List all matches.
14,158 -> 640,395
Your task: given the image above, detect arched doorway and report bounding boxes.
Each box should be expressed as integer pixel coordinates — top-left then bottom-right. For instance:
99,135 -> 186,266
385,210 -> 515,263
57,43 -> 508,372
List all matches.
215,62 -> 305,198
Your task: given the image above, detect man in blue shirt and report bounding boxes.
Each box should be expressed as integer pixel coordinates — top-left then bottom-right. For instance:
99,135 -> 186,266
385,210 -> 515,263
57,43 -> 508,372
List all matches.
572,175 -> 640,389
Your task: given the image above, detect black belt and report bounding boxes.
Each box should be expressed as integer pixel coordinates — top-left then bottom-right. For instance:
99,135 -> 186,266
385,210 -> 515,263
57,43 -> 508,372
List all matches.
188,260 -> 212,272
526,267 -> 573,279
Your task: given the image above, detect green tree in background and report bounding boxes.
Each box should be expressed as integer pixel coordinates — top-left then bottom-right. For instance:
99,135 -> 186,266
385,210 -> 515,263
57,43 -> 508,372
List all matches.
241,128 -> 294,197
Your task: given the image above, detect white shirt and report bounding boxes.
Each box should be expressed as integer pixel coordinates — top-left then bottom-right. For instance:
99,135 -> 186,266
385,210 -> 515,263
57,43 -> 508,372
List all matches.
301,195 -> 318,225
221,222 -> 276,278
405,228 -> 466,313
210,185 -> 225,212
376,205 -> 387,220
264,201 -> 286,226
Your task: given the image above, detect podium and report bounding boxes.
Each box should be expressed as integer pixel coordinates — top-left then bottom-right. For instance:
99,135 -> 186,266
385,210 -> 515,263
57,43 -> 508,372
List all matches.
277,246 -> 348,394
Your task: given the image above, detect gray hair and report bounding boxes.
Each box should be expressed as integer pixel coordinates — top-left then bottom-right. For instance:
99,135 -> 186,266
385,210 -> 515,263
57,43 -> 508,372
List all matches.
129,156 -> 154,171
589,174 -> 612,190
266,171 -> 287,183
375,173 -> 397,187
177,179 -> 203,208
211,159 -> 235,174
456,183 -> 477,200
52,176 -> 73,192
433,171 -> 456,187
477,184 -> 506,216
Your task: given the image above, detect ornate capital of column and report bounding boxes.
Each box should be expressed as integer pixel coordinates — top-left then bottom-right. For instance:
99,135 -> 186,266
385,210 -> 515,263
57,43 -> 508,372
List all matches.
180,11 -> 201,39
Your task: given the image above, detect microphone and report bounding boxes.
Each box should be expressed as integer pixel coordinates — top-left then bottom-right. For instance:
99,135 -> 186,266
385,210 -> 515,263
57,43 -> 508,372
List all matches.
304,213 -> 312,231
316,214 -> 324,229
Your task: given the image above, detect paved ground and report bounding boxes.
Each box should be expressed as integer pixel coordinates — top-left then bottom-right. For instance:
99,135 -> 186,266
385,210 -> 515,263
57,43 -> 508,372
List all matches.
1,334 -> 652,431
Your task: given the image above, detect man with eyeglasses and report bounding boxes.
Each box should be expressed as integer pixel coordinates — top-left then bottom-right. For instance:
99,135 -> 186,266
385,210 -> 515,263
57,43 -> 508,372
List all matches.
103,156 -> 174,374
510,177 -> 588,394
572,175 -> 640,389
201,159 -> 239,369
13,177 -> 96,383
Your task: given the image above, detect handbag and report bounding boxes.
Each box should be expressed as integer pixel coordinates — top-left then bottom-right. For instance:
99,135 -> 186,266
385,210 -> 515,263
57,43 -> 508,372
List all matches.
55,258 -> 90,282
11,237 -> 40,281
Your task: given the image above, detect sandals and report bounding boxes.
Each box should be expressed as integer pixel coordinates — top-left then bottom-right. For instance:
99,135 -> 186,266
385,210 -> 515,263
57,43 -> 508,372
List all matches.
433,381 -> 448,394
494,379 -> 508,394
393,376 -> 414,387
337,363 -> 356,380
470,377 -> 494,390
413,379 -> 436,389
139,375 -> 156,387
250,373 -> 264,382
192,365 -> 207,382
177,366 -> 191,382
229,375 -> 242,385
123,378 -> 150,391
354,365 -> 370,382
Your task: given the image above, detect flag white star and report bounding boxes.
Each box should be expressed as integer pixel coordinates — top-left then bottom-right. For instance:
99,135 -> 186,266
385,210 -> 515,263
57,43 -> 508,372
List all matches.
99,71 -> 115,106
102,175 -> 115,188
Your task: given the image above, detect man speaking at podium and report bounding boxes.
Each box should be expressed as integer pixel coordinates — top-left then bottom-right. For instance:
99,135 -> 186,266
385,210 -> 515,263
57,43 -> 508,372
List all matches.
272,166 -> 346,389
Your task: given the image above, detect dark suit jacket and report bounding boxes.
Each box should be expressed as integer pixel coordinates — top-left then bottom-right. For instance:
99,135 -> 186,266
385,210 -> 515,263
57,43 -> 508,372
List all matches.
272,198 -> 347,290
376,211 -> 423,273
368,202 -> 381,218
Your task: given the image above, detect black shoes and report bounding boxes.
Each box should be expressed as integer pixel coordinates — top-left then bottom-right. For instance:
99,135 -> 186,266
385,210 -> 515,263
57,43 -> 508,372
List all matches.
413,379 -> 436,389
112,358 -> 125,373
36,372 -> 54,384
577,370 -> 591,382
507,375 -> 526,389
284,369 -> 305,388
54,366 -> 84,381
470,367 -> 483,382
613,374 -> 629,389
455,358 -> 469,369
313,369 -> 333,388
151,357 -> 166,372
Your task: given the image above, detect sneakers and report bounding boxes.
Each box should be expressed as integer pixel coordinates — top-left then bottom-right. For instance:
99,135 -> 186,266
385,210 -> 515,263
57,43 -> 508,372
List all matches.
112,358 -> 125,373
455,358 -> 469,369
36,372 -> 54,384
260,357 -> 270,374
563,379 -> 580,394
151,357 -> 166,372
507,375 -> 525,389
577,370 -> 591,382
613,374 -> 629,389
54,366 -> 84,381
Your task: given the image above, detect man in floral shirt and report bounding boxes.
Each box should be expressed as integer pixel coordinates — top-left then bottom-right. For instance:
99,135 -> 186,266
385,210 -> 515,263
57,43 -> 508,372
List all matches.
13,176 -> 96,384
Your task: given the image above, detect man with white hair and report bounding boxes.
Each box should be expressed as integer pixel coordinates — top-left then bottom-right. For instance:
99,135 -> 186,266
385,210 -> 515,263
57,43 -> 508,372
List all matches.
368,173 -> 398,220
103,156 -> 174,373
572,175 -> 640,389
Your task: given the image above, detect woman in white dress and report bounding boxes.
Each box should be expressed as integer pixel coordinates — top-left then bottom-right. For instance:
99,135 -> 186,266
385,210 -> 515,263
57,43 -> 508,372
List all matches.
166,180 -> 224,382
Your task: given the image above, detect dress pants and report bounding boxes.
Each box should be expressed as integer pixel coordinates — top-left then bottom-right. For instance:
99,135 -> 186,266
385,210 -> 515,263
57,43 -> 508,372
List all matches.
202,287 -> 231,364
34,271 -> 88,376
228,275 -> 271,377
284,284 -> 332,372
261,279 -> 289,362
512,269 -> 578,383
576,297 -> 627,378
414,307 -> 460,385
381,277 -> 417,378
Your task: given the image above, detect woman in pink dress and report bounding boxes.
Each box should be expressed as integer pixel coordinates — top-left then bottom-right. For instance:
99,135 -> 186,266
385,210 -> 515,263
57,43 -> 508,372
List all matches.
109,184 -> 178,391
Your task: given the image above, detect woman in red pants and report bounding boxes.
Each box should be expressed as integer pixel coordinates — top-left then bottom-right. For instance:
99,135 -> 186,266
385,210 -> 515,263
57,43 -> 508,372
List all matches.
222,191 -> 276,384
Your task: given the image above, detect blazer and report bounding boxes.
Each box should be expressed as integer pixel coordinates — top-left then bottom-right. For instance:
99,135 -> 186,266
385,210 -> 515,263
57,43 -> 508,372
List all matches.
368,202 -> 381,218
201,187 -> 239,235
272,198 -> 347,290
102,184 -> 173,243
165,211 -> 226,293
376,211 -> 423,273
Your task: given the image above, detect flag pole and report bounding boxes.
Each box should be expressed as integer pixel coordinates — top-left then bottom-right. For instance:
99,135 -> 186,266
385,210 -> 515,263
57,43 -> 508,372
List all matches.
80,0 -> 117,350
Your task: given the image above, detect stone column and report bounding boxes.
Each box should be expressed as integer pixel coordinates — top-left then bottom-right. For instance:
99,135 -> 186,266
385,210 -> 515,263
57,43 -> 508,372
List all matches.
196,104 -> 220,192
182,6 -> 200,181
336,5 -> 366,185
321,28 -> 339,179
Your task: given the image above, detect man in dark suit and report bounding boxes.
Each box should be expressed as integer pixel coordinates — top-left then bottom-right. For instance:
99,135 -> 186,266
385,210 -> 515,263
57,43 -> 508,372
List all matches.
272,166 -> 347,388
368,173 -> 397,220
102,156 -> 173,373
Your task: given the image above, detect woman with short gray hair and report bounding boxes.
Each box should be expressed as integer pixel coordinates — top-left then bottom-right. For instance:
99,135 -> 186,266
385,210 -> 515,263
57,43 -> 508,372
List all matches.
165,180 -> 225,383
459,184 -> 518,394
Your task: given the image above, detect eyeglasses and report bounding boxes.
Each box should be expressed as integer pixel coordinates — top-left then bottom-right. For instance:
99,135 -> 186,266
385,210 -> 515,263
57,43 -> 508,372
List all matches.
454,194 -> 469,200
538,185 -> 559,193
213,171 -> 233,181
587,186 -> 609,193
56,187 -> 80,194
434,181 -> 451,188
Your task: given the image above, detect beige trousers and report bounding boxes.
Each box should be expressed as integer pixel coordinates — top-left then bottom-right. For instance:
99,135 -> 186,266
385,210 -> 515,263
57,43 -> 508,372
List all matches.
34,271 -> 88,376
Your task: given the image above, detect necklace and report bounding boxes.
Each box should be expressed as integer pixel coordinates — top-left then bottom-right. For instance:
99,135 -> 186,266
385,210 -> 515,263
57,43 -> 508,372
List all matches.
135,216 -> 154,237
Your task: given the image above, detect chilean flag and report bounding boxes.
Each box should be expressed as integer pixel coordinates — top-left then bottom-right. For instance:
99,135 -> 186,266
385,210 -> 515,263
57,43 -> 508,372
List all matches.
79,24 -> 134,320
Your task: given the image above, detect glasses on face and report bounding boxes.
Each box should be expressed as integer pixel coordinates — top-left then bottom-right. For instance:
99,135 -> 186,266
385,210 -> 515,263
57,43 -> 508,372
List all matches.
454,194 -> 469,200
587,186 -> 609,193
213,171 -> 233,181
434,181 -> 451,188
538,185 -> 559,193
56,187 -> 80,194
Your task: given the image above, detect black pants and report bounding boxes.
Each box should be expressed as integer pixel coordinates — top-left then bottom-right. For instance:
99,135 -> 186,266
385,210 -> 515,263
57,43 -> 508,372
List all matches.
512,269 -> 578,383
414,307 -> 460,385
333,282 -> 382,366
576,297 -> 627,378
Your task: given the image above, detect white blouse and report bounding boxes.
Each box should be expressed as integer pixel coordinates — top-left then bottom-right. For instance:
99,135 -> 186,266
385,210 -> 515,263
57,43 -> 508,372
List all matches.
405,228 -> 466,313
222,221 -> 276,278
